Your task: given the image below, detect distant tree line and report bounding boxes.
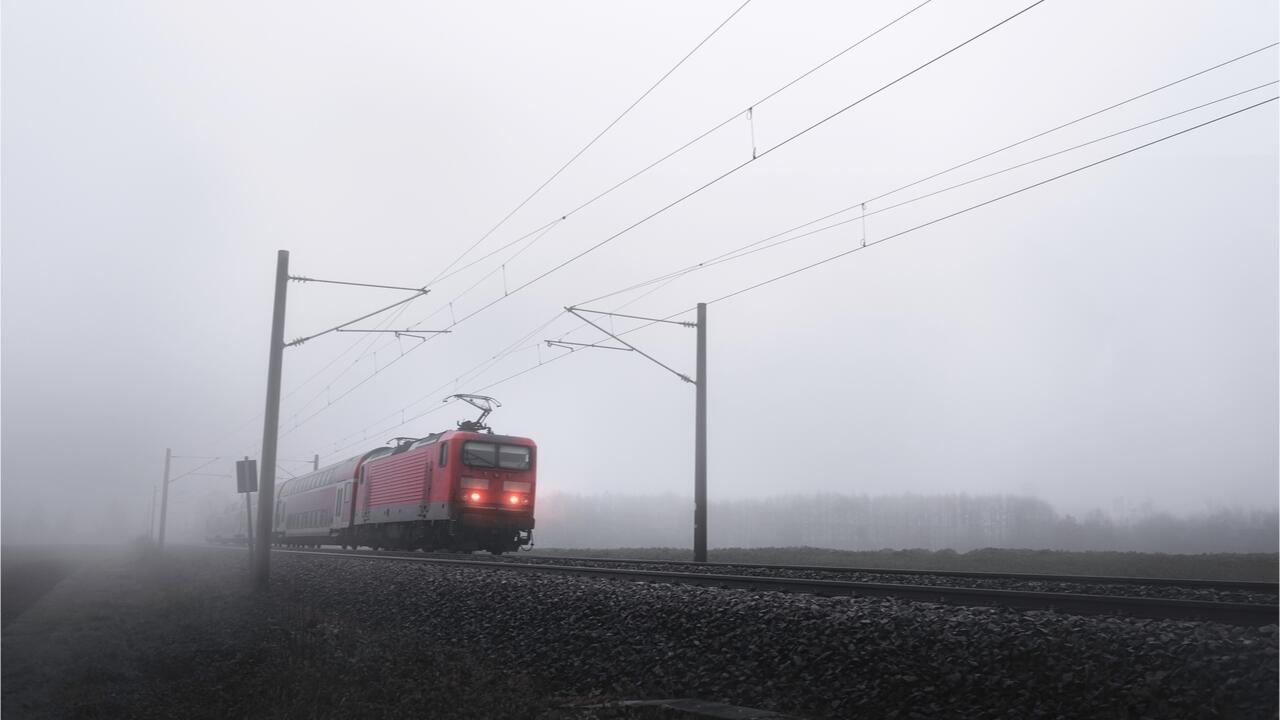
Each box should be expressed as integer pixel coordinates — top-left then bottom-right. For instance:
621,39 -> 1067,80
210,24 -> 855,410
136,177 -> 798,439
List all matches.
533,493 -> 1279,554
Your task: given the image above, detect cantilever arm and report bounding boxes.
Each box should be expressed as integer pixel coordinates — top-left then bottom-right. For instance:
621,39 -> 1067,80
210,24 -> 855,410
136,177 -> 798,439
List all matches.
287,290 -> 429,347
545,339 -> 632,352
565,307 -> 693,384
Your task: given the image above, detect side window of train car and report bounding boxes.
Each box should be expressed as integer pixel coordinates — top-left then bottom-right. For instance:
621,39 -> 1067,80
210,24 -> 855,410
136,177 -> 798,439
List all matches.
439,442 -> 448,468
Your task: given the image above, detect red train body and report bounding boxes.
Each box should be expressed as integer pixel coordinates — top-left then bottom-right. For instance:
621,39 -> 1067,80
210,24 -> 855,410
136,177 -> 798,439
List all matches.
272,430 -> 536,553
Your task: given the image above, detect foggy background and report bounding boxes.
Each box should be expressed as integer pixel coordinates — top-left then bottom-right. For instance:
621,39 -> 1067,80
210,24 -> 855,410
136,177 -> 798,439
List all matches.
3,1 -> 1277,549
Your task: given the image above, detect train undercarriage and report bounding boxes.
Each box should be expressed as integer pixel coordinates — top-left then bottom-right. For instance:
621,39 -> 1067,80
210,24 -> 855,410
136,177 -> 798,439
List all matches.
276,518 -> 533,554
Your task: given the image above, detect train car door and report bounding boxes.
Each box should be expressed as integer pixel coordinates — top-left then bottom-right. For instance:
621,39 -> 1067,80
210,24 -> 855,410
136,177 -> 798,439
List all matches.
358,466 -> 370,520
339,480 -> 355,525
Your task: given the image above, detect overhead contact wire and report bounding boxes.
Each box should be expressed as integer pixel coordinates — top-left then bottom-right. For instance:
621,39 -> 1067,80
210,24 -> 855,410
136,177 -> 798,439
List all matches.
579,77 -> 1280,307
279,3 -> 759,439
424,0 -> 755,287
396,97 -> 1279,435
861,41 -> 1280,207
472,0 -> 1049,320
391,0 -> 941,341
282,1 -> 1045,442
706,96 -> 1279,306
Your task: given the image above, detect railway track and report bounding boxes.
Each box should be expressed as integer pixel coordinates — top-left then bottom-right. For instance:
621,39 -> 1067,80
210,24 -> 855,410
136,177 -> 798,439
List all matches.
276,546 -> 1277,602
262,546 -> 1279,626
514,553 -> 1277,592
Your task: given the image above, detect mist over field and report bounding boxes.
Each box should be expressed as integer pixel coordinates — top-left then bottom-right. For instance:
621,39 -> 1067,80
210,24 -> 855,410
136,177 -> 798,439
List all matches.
531,493 -> 1280,554
182,491 -> 1279,555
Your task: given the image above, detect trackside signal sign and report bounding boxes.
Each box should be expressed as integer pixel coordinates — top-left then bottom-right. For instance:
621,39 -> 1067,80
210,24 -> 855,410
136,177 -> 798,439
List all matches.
235,459 -> 258,494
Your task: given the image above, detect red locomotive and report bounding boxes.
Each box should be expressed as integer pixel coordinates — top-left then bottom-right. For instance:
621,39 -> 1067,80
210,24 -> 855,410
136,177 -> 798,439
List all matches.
272,395 -> 535,554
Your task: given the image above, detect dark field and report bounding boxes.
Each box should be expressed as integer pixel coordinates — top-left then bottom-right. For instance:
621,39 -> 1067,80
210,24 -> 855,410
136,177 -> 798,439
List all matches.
2,543 -> 1276,719
1,546 -> 75,629
0,544 -> 712,720
528,546 -> 1280,581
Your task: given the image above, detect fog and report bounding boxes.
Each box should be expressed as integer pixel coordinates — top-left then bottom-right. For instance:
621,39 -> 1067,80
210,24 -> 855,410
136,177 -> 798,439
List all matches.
3,1 -> 1276,548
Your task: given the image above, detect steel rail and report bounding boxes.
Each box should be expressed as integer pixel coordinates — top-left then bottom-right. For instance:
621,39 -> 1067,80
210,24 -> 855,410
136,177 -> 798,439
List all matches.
331,548 -> 1276,593
265,547 -> 1277,626
509,554 -> 1278,592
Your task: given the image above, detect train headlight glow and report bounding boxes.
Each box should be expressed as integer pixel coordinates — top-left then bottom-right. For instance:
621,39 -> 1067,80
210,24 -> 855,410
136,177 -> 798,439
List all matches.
508,495 -> 520,505
469,491 -> 482,502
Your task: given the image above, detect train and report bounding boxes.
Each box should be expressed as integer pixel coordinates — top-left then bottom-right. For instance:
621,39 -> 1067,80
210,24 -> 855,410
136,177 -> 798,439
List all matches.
271,395 -> 536,554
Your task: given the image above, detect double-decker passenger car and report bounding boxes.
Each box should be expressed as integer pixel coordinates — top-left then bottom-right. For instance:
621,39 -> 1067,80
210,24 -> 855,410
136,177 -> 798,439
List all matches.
273,447 -> 392,548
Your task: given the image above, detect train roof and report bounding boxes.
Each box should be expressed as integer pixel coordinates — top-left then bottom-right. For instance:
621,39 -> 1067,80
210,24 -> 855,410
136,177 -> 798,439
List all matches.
444,429 -> 535,445
278,431 -> 538,493
394,429 -> 535,454
278,446 -> 392,497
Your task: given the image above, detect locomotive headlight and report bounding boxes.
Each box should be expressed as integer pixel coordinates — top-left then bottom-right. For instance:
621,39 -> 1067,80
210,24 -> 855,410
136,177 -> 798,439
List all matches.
468,491 -> 482,502
508,494 -> 520,505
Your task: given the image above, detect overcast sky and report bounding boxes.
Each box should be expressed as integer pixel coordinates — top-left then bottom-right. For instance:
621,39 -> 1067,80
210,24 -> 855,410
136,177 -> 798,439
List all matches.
3,0 -> 1277,544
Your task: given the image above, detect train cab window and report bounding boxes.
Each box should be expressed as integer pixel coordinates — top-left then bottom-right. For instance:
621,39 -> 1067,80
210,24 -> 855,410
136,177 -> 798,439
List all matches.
462,441 -> 531,470
462,441 -> 497,467
498,445 -> 531,470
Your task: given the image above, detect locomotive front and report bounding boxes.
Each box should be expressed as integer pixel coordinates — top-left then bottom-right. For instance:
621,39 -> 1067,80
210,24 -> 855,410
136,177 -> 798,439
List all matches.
449,432 -> 537,552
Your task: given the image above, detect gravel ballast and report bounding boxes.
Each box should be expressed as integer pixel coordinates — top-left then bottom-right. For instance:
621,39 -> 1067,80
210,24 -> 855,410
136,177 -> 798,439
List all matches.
276,549 -> 1276,719
397,551 -> 1279,604
3,546 -> 1275,719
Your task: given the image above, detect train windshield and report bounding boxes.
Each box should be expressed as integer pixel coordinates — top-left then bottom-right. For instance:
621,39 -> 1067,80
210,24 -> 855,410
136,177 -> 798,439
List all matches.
462,441 -> 531,470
